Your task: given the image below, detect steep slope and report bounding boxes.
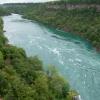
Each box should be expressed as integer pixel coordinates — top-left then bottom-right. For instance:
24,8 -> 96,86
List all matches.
0,11 -> 77,100
5,1 -> 100,51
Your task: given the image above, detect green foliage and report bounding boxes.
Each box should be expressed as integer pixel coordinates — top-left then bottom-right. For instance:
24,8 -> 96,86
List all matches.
0,19 -> 7,48
0,71 -> 9,96
0,7 -> 10,16
61,0 -> 100,4
49,75 -> 70,99
28,56 -> 43,71
0,16 -> 76,100
1,45 -> 26,60
67,90 -> 78,100
32,72 -> 49,100
0,51 -> 4,68
7,2 -> 100,50
0,34 -> 8,47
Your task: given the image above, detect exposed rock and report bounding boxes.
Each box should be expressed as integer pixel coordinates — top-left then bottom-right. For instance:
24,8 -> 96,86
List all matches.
46,4 -> 100,12
73,95 -> 81,100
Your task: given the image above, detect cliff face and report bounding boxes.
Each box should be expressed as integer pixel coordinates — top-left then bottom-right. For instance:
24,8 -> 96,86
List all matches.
46,4 -> 100,11
4,2 -> 100,51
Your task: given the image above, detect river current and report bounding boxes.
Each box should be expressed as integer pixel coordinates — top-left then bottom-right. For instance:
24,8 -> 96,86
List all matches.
3,14 -> 100,100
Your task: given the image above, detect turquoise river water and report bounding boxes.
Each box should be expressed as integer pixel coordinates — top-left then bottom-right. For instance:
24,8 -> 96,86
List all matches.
3,14 -> 100,100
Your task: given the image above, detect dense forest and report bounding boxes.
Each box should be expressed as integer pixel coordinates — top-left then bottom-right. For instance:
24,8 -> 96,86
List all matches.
0,8 -> 77,100
0,0 -> 100,99
4,0 -> 100,51
61,0 -> 100,4
0,7 -> 10,16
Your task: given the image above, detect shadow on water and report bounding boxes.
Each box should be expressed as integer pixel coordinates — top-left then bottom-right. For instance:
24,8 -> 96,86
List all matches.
23,15 -> 99,54
41,24 -> 95,51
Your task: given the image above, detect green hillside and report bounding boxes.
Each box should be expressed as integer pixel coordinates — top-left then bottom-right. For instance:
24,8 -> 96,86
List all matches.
5,1 -> 100,51
0,11 -> 77,100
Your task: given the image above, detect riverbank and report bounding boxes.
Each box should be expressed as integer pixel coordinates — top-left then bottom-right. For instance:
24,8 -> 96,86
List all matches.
5,1 -> 100,51
0,13 -> 78,100
24,5 -> 100,51
4,14 -> 100,100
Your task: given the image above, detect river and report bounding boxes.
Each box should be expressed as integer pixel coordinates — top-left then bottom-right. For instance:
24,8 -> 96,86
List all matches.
3,14 -> 100,100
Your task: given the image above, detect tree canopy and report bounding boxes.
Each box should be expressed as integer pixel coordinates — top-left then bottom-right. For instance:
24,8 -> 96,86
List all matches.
0,10 -> 77,100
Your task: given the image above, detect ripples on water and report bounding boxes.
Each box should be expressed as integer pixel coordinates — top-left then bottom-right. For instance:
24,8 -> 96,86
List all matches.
3,14 -> 100,100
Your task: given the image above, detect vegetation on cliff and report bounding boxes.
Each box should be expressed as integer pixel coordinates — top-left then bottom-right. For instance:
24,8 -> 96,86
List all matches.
0,7 -> 10,16
0,11 -> 77,100
61,0 -> 100,4
4,1 -> 100,51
